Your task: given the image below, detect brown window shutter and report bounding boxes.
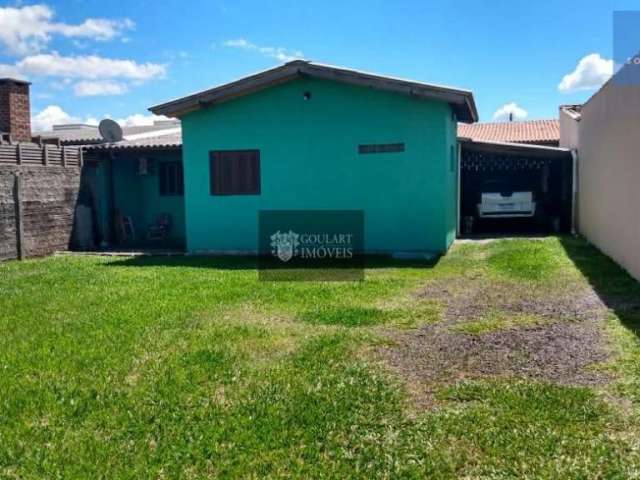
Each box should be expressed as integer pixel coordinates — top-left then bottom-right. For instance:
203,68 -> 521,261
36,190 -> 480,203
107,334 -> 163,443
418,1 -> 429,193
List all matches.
210,149 -> 261,195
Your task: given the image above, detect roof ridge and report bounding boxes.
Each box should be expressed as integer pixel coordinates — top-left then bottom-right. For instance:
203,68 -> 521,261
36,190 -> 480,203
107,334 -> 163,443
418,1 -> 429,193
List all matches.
150,61 -> 478,122
459,118 -> 558,126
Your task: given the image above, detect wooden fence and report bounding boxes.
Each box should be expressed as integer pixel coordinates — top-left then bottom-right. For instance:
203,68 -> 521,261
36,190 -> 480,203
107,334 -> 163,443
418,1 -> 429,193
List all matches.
0,143 -> 82,168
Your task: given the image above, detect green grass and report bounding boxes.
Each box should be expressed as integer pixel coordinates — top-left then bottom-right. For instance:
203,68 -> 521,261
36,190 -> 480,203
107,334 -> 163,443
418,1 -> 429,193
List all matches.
1,237 -> 640,478
298,301 -> 440,328
487,239 -> 565,281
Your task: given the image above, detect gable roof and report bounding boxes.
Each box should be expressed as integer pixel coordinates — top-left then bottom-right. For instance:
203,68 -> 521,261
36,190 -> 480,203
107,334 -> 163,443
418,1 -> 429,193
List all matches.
149,60 -> 478,123
457,119 -> 559,145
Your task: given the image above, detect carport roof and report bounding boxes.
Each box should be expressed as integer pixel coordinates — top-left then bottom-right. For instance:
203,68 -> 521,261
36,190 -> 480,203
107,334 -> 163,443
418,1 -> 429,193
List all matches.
149,60 -> 478,123
459,138 -> 572,160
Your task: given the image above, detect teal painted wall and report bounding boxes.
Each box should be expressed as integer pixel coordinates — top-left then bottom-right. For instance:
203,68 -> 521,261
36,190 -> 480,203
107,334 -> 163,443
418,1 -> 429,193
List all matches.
181,77 -> 457,254
94,151 -> 186,248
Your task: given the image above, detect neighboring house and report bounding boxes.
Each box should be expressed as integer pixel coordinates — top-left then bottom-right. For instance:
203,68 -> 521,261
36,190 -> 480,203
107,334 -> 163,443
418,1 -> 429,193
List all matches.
35,121 -> 185,250
458,119 -> 560,146
560,76 -> 640,281
150,60 -> 477,255
457,118 -> 573,236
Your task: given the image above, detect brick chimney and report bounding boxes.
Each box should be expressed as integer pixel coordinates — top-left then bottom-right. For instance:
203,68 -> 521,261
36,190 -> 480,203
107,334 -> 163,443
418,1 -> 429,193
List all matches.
0,78 -> 31,143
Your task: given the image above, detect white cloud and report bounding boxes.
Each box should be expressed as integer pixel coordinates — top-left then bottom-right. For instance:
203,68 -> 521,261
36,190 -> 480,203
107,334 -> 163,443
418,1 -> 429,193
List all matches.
73,80 -> 129,96
0,4 -> 134,56
32,105 -> 81,131
0,53 -> 164,96
558,53 -> 613,93
115,113 -> 171,127
0,6 -> 160,99
16,53 -> 166,80
0,62 -> 24,79
56,17 -> 135,40
223,38 -> 303,62
492,102 -> 528,121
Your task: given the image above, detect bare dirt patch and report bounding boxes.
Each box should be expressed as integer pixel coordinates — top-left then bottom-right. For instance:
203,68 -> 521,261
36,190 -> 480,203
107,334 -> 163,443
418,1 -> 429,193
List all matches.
417,276 -> 605,325
376,276 -> 613,407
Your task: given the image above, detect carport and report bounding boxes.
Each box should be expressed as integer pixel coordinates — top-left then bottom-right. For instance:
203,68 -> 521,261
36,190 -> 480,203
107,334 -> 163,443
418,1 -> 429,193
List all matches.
458,139 -> 574,236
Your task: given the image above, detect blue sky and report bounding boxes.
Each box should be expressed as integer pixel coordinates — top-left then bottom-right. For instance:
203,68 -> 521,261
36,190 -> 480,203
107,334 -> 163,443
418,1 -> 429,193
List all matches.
0,0 -> 635,130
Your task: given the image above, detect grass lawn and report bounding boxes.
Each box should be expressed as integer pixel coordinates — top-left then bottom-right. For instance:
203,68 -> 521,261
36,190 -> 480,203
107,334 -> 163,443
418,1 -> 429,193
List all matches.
1,236 -> 640,478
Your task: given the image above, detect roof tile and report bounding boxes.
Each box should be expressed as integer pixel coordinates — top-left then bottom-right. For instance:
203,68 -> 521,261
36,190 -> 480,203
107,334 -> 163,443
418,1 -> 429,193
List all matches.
458,119 -> 559,144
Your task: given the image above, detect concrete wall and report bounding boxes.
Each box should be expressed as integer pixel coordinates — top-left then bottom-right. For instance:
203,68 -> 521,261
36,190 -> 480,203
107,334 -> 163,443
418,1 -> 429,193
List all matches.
181,77 -> 457,255
575,81 -> 640,281
0,165 -> 80,260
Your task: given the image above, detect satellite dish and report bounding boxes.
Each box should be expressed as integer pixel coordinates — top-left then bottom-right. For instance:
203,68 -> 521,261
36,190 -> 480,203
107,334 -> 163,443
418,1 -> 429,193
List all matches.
98,119 -> 123,143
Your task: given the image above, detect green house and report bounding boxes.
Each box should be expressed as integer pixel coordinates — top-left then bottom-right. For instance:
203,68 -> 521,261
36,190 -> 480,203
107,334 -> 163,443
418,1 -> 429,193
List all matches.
151,60 -> 477,256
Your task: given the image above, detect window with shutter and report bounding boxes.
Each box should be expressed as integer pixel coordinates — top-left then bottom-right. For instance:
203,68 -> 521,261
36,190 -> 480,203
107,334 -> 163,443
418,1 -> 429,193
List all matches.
210,150 -> 261,195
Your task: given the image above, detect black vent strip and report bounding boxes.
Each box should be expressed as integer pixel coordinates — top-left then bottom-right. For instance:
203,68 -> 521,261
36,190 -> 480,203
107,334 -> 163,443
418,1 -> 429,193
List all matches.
358,143 -> 405,154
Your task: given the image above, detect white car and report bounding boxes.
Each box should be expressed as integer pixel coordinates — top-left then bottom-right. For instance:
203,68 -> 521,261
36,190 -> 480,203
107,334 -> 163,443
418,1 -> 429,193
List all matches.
477,191 -> 536,218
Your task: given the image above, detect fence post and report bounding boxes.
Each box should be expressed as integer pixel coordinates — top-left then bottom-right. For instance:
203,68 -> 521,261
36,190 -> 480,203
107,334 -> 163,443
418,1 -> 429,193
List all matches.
14,173 -> 24,260
43,145 -> 48,166
61,146 -> 67,167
